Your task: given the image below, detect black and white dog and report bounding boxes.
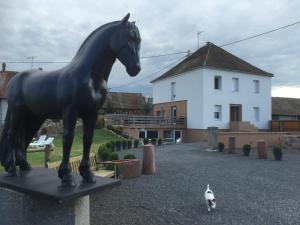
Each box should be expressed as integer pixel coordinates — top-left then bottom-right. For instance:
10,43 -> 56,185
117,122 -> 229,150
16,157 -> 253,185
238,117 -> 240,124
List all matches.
204,184 -> 216,211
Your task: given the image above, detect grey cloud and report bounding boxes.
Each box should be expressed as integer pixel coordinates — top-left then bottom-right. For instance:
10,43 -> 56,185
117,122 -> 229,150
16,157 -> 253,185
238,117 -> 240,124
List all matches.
0,0 -> 300,95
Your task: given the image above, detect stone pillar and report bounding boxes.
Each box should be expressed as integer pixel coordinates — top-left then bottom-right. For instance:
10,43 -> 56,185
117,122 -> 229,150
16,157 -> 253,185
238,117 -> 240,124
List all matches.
142,144 -> 156,175
0,188 -> 90,225
44,145 -> 52,167
207,127 -> 218,150
257,140 -> 268,159
228,137 -> 236,154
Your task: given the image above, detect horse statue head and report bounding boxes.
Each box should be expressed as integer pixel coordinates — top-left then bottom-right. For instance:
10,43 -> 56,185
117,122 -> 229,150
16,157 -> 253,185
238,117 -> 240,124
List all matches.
110,13 -> 141,76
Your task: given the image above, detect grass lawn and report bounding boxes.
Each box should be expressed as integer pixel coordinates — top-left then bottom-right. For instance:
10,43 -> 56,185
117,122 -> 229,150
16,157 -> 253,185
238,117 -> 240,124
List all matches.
0,128 -> 123,170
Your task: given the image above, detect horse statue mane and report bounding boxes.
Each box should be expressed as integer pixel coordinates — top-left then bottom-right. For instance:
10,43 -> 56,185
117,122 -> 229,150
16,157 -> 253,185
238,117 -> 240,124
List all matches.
0,13 -> 141,187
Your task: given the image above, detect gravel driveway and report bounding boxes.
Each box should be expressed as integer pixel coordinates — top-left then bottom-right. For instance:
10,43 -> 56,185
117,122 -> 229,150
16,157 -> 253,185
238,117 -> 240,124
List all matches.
91,143 -> 300,225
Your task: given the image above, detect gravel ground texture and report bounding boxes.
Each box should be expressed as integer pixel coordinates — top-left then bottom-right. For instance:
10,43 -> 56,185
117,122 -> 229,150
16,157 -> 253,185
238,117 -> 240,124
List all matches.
90,143 -> 300,225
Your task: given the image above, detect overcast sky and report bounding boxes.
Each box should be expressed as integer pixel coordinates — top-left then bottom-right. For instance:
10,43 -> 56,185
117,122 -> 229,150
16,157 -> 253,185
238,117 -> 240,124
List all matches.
0,0 -> 299,97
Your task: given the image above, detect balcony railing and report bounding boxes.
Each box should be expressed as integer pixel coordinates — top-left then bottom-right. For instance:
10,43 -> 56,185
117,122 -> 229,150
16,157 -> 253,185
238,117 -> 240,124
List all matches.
106,114 -> 186,128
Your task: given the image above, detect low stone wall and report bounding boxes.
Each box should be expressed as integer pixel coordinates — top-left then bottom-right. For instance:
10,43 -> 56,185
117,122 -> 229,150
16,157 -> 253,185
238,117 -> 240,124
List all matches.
282,135 -> 300,150
218,132 -> 300,149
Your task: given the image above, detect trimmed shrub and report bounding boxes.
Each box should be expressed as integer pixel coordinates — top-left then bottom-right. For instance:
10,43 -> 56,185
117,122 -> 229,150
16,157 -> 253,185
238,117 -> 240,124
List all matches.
109,153 -> 119,161
134,139 -> 139,148
110,141 -> 116,151
116,140 -> 121,151
151,138 -> 157,146
143,138 -> 149,145
127,140 -> 132,149
122,140 -> 128,150
243,144 -> 251,156
124,154 -> 136,159
97,145 -> 111,161
273,146 -> 283,161
105,142 -> 112,150
218,142 -> 225,152
158,138 -> 162,146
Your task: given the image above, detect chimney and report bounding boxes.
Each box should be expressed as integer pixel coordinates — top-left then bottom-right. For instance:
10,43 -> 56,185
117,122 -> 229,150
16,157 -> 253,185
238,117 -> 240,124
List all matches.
1,62 -> 6,72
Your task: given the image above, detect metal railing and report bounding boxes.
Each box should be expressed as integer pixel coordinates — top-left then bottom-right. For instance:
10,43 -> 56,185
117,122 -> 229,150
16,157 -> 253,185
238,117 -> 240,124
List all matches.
106,114 -> 186,128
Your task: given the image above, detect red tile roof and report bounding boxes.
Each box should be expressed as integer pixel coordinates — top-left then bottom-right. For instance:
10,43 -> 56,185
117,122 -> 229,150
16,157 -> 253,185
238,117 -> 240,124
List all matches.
103,92 -> 146,110
0,71 -> 18,98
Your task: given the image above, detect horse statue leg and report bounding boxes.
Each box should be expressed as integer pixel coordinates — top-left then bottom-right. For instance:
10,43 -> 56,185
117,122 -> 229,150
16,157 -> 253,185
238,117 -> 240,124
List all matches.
20,111 -> 46,171
79,115 -> 97,183
58,109 -> 78,187
4,107 -> 21,176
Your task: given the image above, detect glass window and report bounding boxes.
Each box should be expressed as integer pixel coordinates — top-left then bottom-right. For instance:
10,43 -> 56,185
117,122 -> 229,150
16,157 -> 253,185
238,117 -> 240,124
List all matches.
138,130 -> 146,139
232,78 -> 239,92
147,131 -> 159,139
171,82 -> 176,100
214,105 -> 222,120
253,107 -> 259,122
253,80 -> 259,93
214,76 -> 222,90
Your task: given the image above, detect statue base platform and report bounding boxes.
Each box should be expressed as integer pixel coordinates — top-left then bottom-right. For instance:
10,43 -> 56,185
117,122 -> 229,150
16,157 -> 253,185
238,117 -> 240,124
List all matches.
0,168 -> 120,225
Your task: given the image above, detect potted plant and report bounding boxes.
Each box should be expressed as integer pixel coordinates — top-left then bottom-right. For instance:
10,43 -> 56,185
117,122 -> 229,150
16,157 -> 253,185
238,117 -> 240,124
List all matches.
151,138 -> 156,146
134,139 -> 139,148
243,144 -> 251,156
273,146 -> 283,161
116,140 -> 121,151
218,142 -> 225,152
158,138 -> 162,146
127,140 -> 132,149
143,138 -> 149,145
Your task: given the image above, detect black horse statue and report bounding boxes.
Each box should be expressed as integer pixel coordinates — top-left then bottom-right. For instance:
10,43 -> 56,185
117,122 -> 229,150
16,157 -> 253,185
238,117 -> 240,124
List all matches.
0,13 -> 141,187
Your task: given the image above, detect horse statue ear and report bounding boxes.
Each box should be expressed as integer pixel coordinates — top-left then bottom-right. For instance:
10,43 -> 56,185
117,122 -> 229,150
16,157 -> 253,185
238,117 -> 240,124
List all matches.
121,13 -> 130,24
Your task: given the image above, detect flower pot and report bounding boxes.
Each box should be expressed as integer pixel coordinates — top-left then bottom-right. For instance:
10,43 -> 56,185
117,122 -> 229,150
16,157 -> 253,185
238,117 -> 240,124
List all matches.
243,149 -> 250,156
274,152 -> 282,161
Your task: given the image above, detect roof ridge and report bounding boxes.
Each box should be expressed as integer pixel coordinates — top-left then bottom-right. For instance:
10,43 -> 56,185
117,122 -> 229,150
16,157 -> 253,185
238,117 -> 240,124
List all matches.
203,42 -> 212,66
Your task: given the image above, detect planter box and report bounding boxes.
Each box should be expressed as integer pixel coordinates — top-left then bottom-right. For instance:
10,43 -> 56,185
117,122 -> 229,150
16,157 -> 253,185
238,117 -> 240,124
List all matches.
109,159 -> 141,179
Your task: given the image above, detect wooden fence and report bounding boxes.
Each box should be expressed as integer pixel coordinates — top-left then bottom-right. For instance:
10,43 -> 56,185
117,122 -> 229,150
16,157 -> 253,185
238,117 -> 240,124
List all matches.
270,120 -> 300,132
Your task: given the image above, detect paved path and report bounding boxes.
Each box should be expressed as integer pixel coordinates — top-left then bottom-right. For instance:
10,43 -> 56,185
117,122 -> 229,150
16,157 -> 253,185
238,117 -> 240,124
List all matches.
91,143 -> 300,225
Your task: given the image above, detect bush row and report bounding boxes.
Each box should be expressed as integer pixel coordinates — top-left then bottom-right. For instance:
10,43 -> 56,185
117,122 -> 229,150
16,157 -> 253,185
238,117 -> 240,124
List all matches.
97,144 -> 137,162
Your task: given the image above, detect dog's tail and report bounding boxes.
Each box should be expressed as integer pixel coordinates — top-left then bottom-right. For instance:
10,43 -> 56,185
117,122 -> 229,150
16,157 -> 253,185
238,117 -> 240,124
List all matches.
207,184 -> 210,190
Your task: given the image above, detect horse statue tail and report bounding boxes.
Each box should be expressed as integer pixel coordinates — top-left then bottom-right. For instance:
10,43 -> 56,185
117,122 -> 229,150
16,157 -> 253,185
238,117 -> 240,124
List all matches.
0,108 -> 12,171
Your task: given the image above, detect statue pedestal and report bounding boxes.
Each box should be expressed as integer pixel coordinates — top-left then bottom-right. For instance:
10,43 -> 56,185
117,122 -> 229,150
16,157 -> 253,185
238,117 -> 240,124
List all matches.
0,168 -> 120,225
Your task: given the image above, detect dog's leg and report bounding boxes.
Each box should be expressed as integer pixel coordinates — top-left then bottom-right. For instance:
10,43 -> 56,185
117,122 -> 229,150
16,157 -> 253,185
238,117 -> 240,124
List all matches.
207,202 -> 211,211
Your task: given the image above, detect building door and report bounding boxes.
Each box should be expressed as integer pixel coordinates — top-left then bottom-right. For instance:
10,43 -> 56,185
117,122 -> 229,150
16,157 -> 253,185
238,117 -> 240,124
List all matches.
230,105 -> 242,121
171,106 -> 177,123
174,130 -> 182,143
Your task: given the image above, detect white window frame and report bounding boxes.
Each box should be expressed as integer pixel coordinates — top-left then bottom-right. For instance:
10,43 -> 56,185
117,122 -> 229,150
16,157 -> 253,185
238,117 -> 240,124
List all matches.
253,107 -> 259,122
253,80 -> 259,93
214,105 -> 222,121
171,82 -> 176,100
214,76 -> 222,90
232,78 -> 239,92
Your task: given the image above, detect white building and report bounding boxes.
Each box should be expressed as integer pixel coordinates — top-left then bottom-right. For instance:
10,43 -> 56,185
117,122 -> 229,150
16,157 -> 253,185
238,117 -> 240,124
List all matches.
151,42 -> 273,142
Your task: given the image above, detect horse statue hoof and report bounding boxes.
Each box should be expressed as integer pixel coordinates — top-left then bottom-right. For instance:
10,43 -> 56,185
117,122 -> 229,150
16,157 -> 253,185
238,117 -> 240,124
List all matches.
5,164 -> 18,177
19,160 -> 31,171
82,172 -> 96,184
60,174 -> 77,188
